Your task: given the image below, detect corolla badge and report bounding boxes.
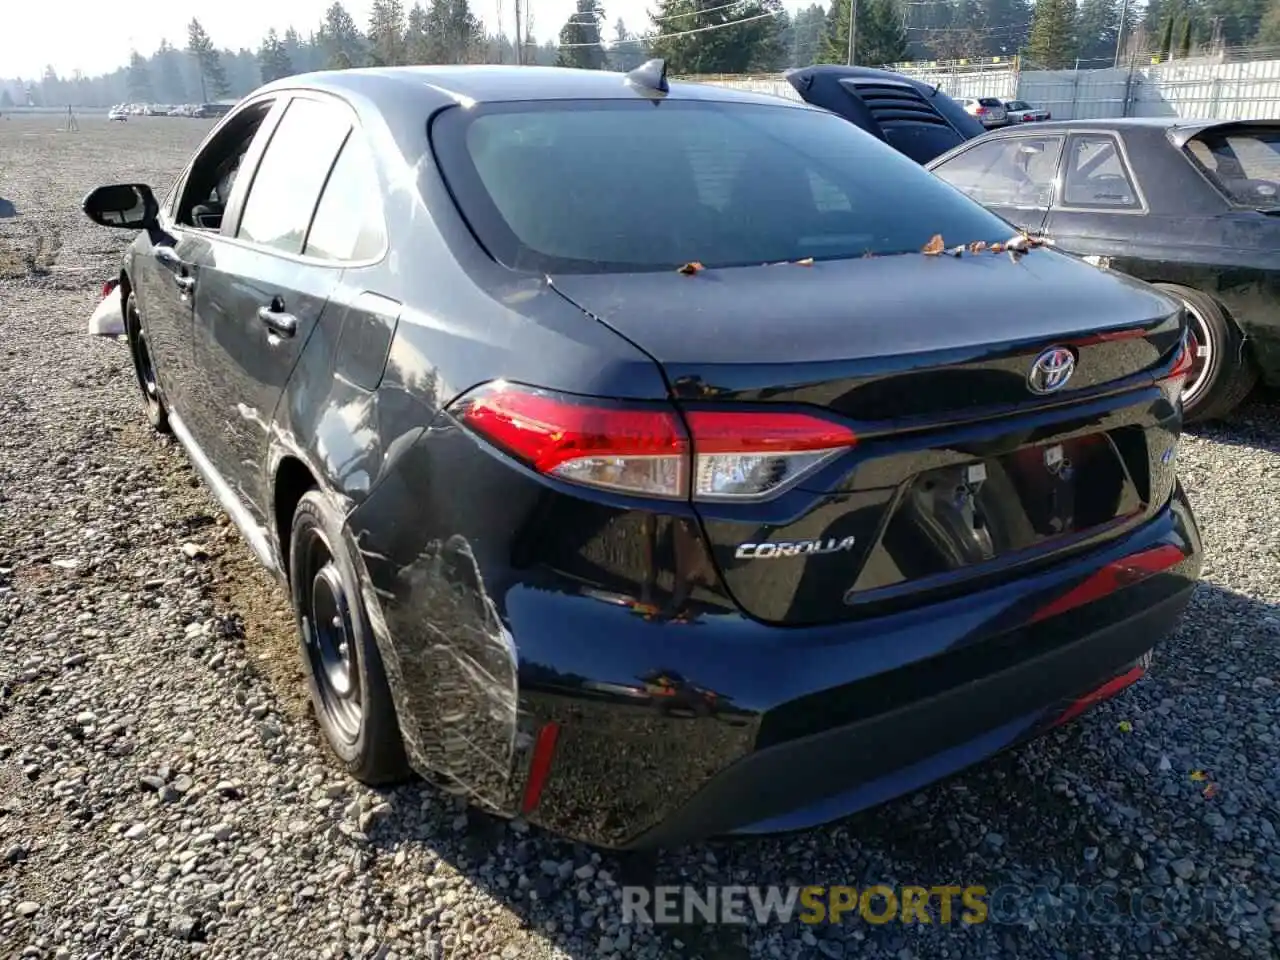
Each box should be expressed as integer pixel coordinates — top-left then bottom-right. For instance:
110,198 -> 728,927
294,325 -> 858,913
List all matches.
1027,346 -> 1076,395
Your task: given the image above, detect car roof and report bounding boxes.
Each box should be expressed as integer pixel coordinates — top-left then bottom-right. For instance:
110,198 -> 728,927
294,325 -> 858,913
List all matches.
978,115 -> 1280,146
259,64 -> 820,111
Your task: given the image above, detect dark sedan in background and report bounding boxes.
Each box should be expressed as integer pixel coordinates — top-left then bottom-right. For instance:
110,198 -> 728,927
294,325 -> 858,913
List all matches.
929,117 -> 1280,422
83,63 -> 1201,850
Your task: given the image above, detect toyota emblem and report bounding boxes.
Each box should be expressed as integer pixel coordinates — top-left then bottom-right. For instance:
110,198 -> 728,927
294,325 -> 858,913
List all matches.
1027,346 -> 1076,395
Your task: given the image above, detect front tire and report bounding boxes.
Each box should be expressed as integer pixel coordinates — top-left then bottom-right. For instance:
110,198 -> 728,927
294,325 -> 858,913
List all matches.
289,489 -> 410,785
124,291 -> 169,434
1154,283 -> 1257,423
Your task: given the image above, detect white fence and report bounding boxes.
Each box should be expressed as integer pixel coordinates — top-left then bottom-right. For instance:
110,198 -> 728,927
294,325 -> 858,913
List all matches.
694,57 -> 1280,122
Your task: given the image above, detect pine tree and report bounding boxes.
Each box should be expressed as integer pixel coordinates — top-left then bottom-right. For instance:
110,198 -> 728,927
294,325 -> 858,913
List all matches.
608,18 -> 648,70
650,0 -> 787,74
154,40 -> 188,102
369,0 -> 408,66
1261,0 -> 1280,44
558,1 -> 606,69
1026,0 -> 1078,68
820,0 -> 909,67
259,29 -> 295,82
406,3 -> 436,62
1158,13 -> 1175,58
1177,15 -> 1194,56
322,2 -> 366,68
1075,0 -> 1120,63
126,51 -> 153,101
187,19 -> 231,99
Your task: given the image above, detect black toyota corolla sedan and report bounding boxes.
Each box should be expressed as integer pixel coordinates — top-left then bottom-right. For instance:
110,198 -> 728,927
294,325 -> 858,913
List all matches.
83,62 -> 1203,850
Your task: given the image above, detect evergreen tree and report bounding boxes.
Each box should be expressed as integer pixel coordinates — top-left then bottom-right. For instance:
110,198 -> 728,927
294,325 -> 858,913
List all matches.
406,3 -> 436,62
259,30 -> 295,82
188,19 -> 231,99
1075,0 -> 1121,62
1026,0 -> 1078,67
154,40 -> 188,102
369,0 -> 408,65
820,0 -> 909,66
1261,0 -> 1280,43
608,18 -> 649,70
1158,12 -> 1176,57
650,0 -> 788,74
790,3 -> 829,66
323,2 -> 366,68
126,51 -> 153,101
1178,14 -> 1194,54
558,1 -> 606,68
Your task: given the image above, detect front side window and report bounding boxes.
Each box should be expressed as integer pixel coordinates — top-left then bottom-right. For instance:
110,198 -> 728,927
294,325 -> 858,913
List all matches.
237,96 -> 352,255
1186,128 -> 1280,210
304,132 -> 387,262
931,135 -> 1063,210
1061,134 -> 1141,209
431,99 -> 1016,274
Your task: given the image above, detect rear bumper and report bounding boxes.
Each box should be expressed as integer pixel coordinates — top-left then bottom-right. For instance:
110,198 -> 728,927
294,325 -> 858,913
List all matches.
352,476 -> 1200,850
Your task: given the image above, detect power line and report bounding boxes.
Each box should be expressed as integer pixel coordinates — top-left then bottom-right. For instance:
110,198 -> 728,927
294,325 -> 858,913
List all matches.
558,11 -> 774,48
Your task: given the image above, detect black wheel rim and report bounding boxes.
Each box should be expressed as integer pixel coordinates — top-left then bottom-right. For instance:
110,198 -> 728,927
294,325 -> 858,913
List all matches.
299,529 -> 363,743
128,304 -> 161,413
1180,299 -> 1213,408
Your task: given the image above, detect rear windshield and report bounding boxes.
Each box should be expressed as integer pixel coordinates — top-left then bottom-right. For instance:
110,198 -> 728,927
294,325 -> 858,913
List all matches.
1186,129 -> 1280,209
978,98 -> 1004,107
1006,101 -> 1029,110
430,99 -> 1015,274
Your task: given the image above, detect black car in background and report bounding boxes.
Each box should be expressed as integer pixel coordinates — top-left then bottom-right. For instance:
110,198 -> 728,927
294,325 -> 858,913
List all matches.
785,64 -> 985,164
83,63 -> 1201,850
929,117 -> 1280,422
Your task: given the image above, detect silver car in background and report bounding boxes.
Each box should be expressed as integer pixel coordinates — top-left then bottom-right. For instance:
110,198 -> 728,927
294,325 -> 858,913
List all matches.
961,97 -> 1010,128
1003,99 -> 1052,123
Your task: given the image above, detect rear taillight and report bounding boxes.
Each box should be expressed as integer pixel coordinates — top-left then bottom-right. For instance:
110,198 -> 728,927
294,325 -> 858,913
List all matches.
974,106 -> 987,115
451,382 -> 858,502
101,279 -> 118,298
1156,332 -> 1194,399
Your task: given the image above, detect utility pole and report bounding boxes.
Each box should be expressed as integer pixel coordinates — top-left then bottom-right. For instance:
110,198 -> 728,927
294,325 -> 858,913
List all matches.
1114,0 -> 1129,68
846,0 -> 857,66
514,0 -> 523,64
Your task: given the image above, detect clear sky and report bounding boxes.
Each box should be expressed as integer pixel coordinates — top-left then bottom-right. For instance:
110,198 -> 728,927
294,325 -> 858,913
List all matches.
7,0 -> 818,80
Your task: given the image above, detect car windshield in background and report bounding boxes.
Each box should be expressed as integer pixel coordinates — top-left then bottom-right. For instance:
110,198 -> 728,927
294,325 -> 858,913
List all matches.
978,98 -> 1004,107
1186,129 -> 1280,209
430,99 -> 1015,274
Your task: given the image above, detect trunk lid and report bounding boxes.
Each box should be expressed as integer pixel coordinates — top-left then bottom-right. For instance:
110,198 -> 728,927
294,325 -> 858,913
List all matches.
552,251 -> 1186,627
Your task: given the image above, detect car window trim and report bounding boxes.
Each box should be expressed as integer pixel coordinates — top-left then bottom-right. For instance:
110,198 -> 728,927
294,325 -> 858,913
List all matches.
223,90 -> 389,268
931,132 -> 1064,212
1051,130 -> 1149,215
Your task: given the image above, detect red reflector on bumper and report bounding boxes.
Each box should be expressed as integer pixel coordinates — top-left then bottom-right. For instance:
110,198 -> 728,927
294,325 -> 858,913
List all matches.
1029,543 -> 1185,624
520,721 -> 561,815
1051,664 -> 1146,728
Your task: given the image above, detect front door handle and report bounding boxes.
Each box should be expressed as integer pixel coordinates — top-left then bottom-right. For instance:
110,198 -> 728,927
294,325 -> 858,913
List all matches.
153,246 -> 194,294
257,304 -> 297,339
174,275 -> 196,293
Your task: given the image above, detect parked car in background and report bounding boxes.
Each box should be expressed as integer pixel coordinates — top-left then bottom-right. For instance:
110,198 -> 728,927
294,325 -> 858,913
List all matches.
1004,99 -> 1051,123
784,64 -> 985,164
928,117 -> 1280,422
107,105 -> 128,122
82,63 -> 1201,850
961,97 -> 1010,128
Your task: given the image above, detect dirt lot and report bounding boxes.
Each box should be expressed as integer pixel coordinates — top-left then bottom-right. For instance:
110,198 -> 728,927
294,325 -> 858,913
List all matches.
1,113 -> 1278,960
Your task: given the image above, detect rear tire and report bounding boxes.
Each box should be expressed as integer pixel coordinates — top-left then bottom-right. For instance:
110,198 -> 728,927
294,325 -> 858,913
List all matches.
289,489 -> 411,785
1154,283 -> 1257,424
124,291 -> 170,434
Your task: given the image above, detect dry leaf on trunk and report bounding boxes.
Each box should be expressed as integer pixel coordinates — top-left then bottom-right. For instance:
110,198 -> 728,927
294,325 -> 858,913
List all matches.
677,261 -> 704,276
921,234 -> 945,256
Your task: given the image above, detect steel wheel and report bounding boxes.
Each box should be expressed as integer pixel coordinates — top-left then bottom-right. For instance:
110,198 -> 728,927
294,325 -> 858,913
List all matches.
298,527 -> 363,744
125,292 -> 169,432
1179,297 -> 1214,409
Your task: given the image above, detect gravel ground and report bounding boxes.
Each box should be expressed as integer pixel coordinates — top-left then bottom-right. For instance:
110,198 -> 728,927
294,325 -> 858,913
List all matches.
1,113 -> 1278,960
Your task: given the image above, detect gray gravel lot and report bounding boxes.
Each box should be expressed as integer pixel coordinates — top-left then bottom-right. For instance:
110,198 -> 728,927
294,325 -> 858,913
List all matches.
1,113 -> 1278,960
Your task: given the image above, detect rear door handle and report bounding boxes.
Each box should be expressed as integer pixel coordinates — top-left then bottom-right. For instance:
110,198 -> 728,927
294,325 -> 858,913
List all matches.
174,275 -> 195,293
257,304 -> 297,339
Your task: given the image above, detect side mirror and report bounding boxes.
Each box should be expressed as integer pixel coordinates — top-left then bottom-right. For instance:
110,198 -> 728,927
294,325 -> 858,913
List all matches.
82,183 -> 159,230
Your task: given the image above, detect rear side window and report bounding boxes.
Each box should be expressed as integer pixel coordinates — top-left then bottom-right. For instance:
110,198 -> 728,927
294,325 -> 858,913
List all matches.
304,133 -> 387,262
932,135 -> 1063,209
1061,134 -> 1140,209
431,100 -> 1015,273
237,97 -> 352,254
1186,129 -> 1280,209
